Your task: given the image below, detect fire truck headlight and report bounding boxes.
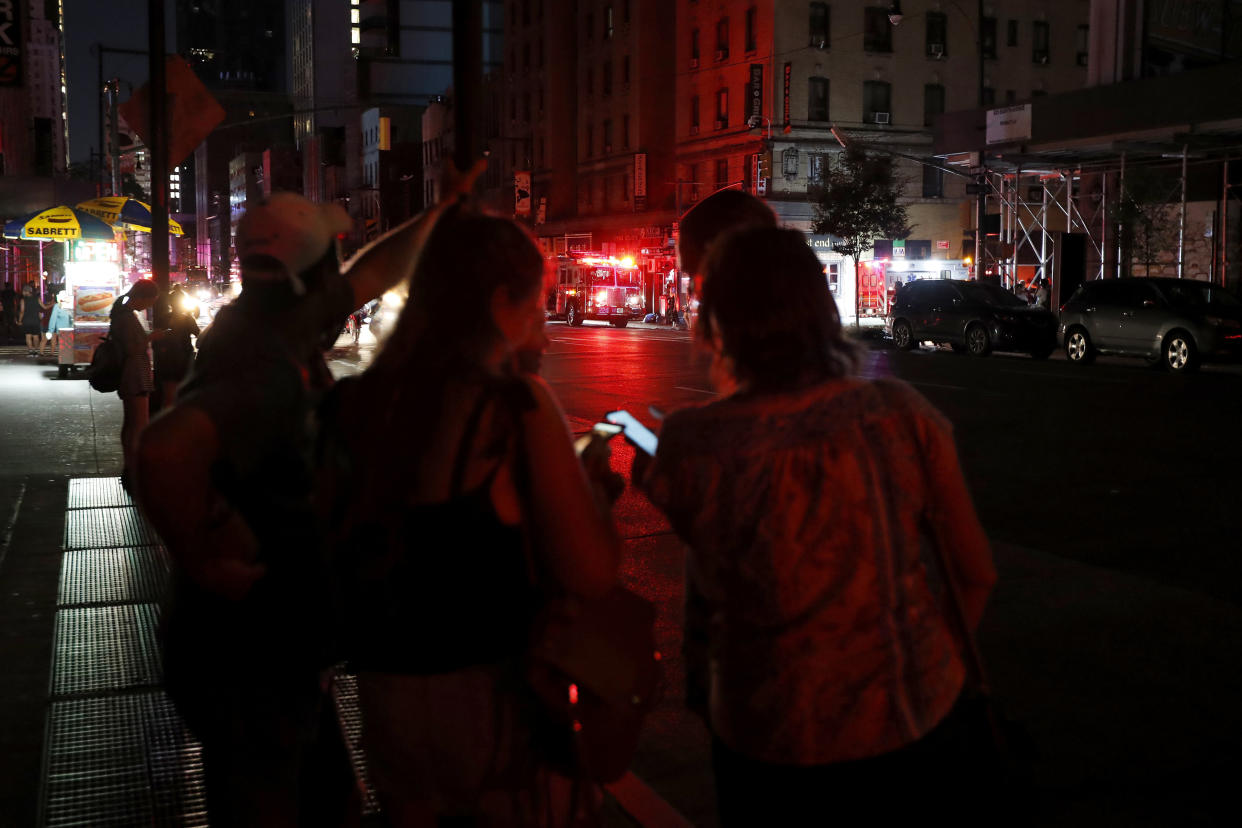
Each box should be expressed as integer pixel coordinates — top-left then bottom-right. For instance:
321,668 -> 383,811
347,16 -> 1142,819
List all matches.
596,291 -> 608,305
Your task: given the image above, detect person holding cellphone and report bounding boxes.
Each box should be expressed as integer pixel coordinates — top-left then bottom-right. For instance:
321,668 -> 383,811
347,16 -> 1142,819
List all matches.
316,208 -> 620,824
639,227 -> 996,825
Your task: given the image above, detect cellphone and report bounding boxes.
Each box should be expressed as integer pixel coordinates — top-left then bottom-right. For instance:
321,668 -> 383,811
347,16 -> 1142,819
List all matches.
574,422 -> 623,456
605,409 -> 659,456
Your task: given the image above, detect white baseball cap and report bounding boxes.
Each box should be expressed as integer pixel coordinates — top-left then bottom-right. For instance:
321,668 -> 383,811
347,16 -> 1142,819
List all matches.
236,192 -> 351,290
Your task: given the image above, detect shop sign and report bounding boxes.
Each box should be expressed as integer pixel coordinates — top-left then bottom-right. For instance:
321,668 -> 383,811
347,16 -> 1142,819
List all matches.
514,170 -> 531,217
893,239 -> 906,258
0,0 -> 21,87
782,63 -> 792,130
937,239 -> 951,250
986,104 -> 1031,146
748,64 -> 763,121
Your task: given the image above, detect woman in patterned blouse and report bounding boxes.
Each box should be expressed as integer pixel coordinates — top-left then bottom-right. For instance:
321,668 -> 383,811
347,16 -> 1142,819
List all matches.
643,227 -> 997,825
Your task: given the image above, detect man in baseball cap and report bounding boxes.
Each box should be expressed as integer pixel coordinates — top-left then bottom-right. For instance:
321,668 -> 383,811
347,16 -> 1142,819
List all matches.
136,169 -> 480,823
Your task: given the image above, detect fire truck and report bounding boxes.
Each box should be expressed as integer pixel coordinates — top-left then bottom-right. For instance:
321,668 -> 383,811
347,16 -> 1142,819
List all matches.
547,253 -> 644,327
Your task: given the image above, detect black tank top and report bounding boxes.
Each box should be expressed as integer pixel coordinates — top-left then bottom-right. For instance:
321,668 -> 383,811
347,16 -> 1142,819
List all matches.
328,376 -> 537,674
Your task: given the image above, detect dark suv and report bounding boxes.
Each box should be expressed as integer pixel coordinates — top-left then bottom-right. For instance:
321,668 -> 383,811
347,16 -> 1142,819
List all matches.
886,279 -> 1057,358
1059,278 -> 1242,373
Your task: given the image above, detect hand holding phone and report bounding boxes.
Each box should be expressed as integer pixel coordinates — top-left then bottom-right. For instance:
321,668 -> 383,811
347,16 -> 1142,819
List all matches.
574,422 -> 623,457
605,409 -> 659,456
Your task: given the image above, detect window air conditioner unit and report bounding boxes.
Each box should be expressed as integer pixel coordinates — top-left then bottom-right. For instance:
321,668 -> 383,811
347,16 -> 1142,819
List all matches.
1035,51 -> 1049,64
715,49 -> 727,60
930,43 -> 944,58
690,57 -> 699,68
689,125 -> 700,135
813,39 -> 827,50
873,111 -> 890,125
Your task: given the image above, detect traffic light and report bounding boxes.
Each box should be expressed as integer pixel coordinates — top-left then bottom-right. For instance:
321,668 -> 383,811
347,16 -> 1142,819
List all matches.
758,152 -> 772,180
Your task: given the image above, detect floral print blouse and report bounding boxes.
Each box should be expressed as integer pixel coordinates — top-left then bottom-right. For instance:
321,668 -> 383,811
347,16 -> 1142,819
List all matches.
646,377 -> 994,764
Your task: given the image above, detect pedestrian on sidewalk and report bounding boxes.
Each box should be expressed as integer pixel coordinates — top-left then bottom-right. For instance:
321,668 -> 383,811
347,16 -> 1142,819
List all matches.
636,227 -> 997,826
18,284 -> 51,356
0,281 -> 16,343
316,208 -> 620,826
150,283 -> 200,414
110,279 -> 164,490
134,179 -> 480,826
42,290 -> 72,357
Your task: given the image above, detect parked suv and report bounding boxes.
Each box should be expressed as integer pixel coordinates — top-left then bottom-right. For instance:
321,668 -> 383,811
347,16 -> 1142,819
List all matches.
1059,278 -> 1242,373
886,279 -> 1057,358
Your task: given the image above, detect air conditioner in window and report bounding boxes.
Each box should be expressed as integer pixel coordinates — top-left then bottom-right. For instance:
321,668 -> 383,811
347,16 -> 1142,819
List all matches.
1035,51 -> 1049,64
689,57 -> 699,68
689,125 -> 700,135
873,111 -> 891,125
715,49 -> 727,60
813,39 -> 827,50
929,43 -> 944,58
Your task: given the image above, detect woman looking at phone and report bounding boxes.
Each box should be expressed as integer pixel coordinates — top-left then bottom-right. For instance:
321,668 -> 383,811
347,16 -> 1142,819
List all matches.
111,279 -> 166,490
317,208 -> 619,824
640,227 -> 996,824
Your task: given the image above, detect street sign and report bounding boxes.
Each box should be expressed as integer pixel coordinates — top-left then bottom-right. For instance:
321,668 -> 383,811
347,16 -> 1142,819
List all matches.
119,57 -> 226,173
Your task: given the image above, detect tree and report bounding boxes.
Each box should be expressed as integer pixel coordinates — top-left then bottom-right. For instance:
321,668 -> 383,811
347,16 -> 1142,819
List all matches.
811,146 -> 912,262
1112,168 -> 1178,278
121,173 -> 148,203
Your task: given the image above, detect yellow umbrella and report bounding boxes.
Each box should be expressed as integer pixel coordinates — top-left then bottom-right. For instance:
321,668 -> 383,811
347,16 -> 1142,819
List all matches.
77,197 -> 184,236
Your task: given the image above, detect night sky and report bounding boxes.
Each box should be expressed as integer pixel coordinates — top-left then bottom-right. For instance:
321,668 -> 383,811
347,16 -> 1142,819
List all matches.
63,1 -> 178,165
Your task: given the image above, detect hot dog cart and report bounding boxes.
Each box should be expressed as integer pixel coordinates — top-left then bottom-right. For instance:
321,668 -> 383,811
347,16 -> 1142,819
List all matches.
58,247 -> 125,378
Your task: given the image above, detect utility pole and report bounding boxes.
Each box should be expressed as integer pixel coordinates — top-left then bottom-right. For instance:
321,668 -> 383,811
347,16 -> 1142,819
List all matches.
148,1 -> 170,326
451,0 -> 483,181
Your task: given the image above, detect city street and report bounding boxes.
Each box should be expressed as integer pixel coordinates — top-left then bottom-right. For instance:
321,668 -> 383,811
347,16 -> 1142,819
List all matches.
2,321 -> 1241,825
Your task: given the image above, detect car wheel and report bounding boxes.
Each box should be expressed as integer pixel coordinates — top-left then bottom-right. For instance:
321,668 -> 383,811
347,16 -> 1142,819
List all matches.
1162,330 -> 1199,373
965,324 -> 992,356
892,320 -> 915,351
611,318 -> 628,328
567,303 -> 582,327
1064,327 -> 1095,364
1030,345 -> 1054,360
57,364 -> 69,378
949,342 -> 967,354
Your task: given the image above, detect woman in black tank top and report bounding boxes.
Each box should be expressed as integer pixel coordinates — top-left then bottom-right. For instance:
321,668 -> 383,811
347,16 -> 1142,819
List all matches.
319,209 -> 620,825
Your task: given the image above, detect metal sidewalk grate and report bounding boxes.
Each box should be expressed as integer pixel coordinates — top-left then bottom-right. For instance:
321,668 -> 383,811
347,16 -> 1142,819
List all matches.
67,477 -> 133,510
58,547 -> 171,608
332,669 -> 382,817
51,604 -> 162,698
42,691 -> 206,827
64,507 -> 158,550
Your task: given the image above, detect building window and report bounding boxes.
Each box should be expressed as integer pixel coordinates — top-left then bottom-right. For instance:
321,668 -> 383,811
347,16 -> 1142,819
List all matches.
923,83 -> 944,127
586,123 -> 594,157
523,93 -> 531,121
863,7 -> 892,53
922,164 -> 944,198
690,163 -> 700,201
586,12 -> 594,40
605,5 -> 614,39
692,29 -> 700,64
716,18 -> 730,59
624,0 -> 631,23
809,3 -> 829,49
716,87 -> 729,128
538,86 -> 545,112
826,262 -> 840,294
603,118 -> 613,152
745,7 -> 757,52
523,43 -> 530,68
716,158 -> 729,188
691,95 -> 700,131
622,173 -> 630,202
1033,21 -> 1050,63
1005,89 -> 1016,103
1076,25 -> 1089,66
863,80 -> 891,123
926,11 -> 947,57
982,17 -> 997,58
603,61 -> 612,96
538,137 -> 545,165
586,67 -> 593,95
808,153 -> 827,184
623,113 -> 631,148
1007,19 -> 1018,47
510,97 -> 517,120
538,39 -> 544,66
981,86 -> 996,106
623,55 -> 631,83
807,76 -> 829,121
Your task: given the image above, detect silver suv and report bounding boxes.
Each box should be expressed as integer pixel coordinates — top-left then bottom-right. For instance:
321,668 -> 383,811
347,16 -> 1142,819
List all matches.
1059,278 -> 1242,373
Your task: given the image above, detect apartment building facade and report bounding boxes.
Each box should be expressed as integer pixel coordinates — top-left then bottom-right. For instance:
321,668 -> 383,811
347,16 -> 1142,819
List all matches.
677,1 -> 1091,247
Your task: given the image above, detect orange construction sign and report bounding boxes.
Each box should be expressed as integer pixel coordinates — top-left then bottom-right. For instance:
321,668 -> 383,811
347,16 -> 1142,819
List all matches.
119,56 -> 226,174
